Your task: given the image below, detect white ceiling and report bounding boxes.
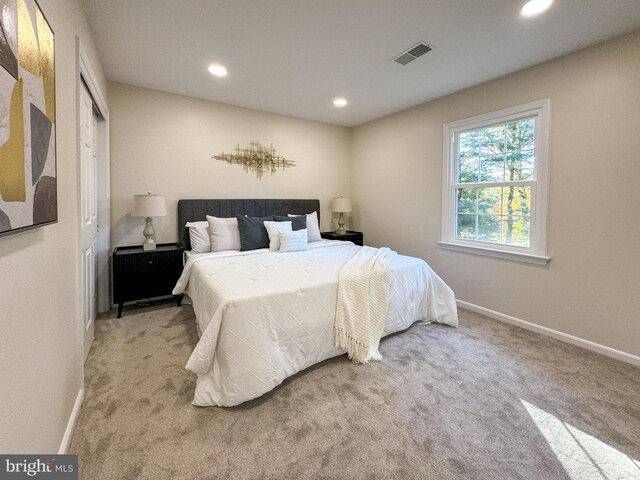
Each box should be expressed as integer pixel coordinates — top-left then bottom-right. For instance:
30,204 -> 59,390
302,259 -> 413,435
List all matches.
80,0 -> 640,127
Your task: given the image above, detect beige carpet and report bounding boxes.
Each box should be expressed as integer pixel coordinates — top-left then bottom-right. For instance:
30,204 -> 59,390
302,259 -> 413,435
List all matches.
69,303 -> 640,480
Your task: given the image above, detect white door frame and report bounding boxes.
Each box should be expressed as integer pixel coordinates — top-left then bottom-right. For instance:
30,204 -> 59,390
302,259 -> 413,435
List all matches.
80,80 -> 99,362
78,41 -> 110,313
77,40 -> 110,360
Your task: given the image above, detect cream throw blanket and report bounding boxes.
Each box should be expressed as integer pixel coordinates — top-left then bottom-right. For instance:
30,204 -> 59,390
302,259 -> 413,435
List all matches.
334,246 -> 396,364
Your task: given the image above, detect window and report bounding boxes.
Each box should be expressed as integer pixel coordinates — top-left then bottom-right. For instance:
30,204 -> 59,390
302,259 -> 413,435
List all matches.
440,100 -> 550,264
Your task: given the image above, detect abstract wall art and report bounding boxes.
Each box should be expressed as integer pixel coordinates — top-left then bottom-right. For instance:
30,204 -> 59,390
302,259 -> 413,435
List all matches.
0,0 -> 56,237
213,141 -> 295,179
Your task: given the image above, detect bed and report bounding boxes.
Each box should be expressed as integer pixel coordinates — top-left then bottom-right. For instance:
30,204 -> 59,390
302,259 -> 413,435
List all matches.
174,199 -> 458,407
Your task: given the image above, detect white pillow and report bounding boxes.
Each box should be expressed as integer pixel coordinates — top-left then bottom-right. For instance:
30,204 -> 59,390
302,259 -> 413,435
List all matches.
289,211 -> 321,242
185,221 -> 210,253
206,215 -> 241,252
279,229 -> 309,253
263,220 -> 292,251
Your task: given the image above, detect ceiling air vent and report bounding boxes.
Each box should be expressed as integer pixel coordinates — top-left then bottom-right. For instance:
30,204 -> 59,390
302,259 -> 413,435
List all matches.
392,42 -> 433,65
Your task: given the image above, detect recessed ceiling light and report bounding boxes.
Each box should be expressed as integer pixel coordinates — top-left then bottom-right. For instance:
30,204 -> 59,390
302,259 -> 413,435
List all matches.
208,64 -> 228,77
521,0 -> 553,17
333,98 -> 347,108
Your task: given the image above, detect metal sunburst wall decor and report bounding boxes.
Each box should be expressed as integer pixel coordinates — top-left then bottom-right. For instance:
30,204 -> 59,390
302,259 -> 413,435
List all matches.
213,141 -> 295,179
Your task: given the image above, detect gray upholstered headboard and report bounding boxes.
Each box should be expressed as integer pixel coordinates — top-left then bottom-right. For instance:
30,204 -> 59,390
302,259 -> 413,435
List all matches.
177,199 -> 321,250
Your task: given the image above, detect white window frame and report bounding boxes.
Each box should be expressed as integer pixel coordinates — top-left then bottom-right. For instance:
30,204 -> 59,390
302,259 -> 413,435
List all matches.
439,99 -> 551,265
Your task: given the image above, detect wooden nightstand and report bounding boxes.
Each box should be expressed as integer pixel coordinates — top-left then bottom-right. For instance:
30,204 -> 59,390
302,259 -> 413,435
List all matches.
321,230 -> 363,246
113,243 -> 184,318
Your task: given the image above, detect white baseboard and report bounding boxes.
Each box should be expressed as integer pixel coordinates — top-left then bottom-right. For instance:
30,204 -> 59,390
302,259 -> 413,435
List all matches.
58,388 -> 84,454
457,300 -> 640,367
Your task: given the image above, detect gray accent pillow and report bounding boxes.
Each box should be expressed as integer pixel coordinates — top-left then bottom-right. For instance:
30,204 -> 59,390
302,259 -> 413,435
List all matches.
236,216 -> 273,251
273,215 -> 307,231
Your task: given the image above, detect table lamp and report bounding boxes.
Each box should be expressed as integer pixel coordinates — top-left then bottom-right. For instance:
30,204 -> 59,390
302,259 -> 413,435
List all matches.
132,192 -> 167,250
331,196 -> 352,235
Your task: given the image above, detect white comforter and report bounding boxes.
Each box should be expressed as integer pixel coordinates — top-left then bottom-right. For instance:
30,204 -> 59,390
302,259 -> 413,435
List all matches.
173,241 -> 458,407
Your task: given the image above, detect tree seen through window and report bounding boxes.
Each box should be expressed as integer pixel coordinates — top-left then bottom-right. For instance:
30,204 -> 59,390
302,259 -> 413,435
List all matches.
455,118 -> 535,247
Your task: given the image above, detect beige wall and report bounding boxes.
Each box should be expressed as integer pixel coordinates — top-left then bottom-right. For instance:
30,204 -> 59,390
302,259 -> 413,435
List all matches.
109,83 -> 351,248
0,0 -> 108,452
351,31 -> 640,357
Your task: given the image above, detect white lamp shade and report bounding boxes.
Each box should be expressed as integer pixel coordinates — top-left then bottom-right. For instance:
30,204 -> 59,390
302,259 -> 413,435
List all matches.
132,194 -> 167,217
331,197 -> 352,213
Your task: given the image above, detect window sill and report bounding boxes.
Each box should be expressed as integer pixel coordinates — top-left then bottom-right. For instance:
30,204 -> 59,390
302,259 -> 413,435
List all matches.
438,241 -> 550,266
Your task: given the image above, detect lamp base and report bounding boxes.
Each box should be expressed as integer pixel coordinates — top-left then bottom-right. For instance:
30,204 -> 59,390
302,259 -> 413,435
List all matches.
142,217 -> 157,251
335,212 -> 347,235
142,239 -> 157,251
